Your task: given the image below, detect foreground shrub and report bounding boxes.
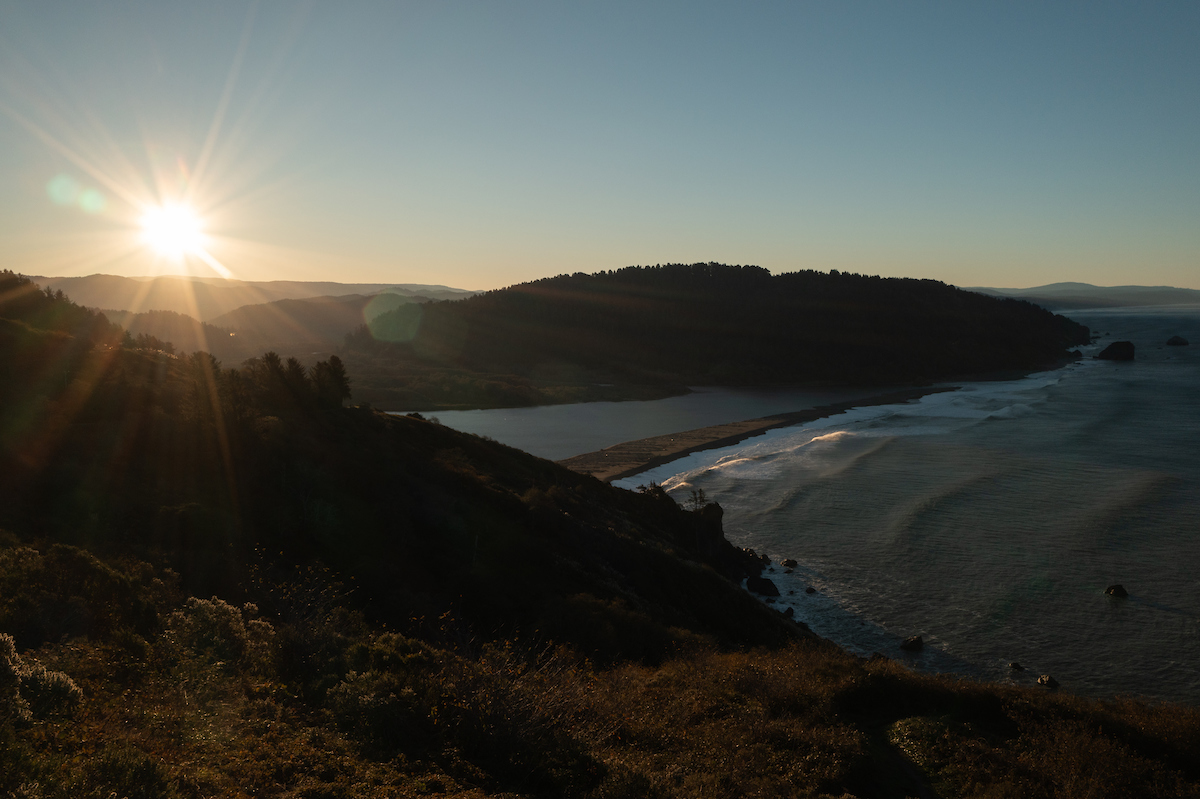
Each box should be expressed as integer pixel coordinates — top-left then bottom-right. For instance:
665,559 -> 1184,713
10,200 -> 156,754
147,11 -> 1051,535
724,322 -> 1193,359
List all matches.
328,632 -> 442,748
0,544 -> 160,649
78,748 -> 181,799
162,596 -> 275,675
0,633 -> 82,723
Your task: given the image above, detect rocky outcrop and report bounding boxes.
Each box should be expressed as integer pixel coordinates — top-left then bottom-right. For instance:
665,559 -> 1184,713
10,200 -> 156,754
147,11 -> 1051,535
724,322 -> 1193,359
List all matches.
1106,584 -> 1129,598
781,558 -> 798,568
1097,341 -> 1135,361
1167,335 -> 1189,346
1009,662 -> 1025,671
900,635 -> 924,652
746,576 -> 780,597
1038,674 -> 1059,689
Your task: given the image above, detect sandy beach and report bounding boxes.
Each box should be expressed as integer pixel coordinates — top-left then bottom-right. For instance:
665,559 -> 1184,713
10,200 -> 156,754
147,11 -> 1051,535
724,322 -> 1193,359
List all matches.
556,386 -> 954,482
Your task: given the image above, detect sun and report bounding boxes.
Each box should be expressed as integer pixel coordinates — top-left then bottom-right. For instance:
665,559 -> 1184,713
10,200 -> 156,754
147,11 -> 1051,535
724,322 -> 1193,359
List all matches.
140,203 -> 204,259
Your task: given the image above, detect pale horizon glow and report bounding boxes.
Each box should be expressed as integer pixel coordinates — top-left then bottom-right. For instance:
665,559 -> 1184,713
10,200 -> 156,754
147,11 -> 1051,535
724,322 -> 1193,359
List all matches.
1,2 -> 1199,292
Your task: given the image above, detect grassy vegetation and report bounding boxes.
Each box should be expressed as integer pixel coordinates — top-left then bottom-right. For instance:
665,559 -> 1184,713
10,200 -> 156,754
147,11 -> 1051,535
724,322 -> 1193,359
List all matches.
3,542 -> 1198,798
3,269 -> 1197,797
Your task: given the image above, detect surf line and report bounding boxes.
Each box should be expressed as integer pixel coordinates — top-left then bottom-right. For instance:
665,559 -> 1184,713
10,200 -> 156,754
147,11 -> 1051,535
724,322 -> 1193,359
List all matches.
557,386 -> 957,483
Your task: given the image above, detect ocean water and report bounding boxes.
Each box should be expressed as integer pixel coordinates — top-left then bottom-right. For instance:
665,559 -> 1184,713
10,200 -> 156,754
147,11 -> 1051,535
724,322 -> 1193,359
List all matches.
617,307 -> 1200,703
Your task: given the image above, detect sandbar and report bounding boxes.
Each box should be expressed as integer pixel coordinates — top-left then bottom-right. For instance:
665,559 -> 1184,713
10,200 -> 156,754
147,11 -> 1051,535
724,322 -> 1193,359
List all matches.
557,386 -> 955,483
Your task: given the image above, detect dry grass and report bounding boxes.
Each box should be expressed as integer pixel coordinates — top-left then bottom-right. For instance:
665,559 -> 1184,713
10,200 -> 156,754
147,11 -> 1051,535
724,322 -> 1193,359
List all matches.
4,544 -> 1200,799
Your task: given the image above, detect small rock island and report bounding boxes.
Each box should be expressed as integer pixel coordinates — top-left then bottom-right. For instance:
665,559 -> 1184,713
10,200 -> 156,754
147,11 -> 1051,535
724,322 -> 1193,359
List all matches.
1097,341 -> 1136,361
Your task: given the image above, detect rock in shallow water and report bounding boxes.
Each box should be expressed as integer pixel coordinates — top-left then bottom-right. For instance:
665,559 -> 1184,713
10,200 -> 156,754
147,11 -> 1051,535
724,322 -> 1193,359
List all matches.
746,575 -> 780,596
1038,674 -> 1059,689
781,558 -> 798,568
1097,341 -> 1135,360
1009,662 -> 1025,671
900,635 -> 924,652
1167,335 -> 1189,346
1106,584 -> 1129,598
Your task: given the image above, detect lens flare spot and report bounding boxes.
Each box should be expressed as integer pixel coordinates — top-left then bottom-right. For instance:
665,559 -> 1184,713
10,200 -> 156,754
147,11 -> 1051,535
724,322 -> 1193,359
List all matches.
46,174 -> 108,213
47,174 -> 80,206
140,204 -> 204,259
77,188 -> 107,213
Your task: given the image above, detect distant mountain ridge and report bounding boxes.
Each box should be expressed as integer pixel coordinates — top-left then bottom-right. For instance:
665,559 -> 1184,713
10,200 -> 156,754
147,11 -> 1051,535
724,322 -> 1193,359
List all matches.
207,293 -> 428,355
102,292 -> 432,362
967,282 -> 1200,310
27,273 -> 475,321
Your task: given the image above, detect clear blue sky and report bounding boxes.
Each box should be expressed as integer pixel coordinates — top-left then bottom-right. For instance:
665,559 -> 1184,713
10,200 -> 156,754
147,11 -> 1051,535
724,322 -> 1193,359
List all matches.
1,1 -> 1197,290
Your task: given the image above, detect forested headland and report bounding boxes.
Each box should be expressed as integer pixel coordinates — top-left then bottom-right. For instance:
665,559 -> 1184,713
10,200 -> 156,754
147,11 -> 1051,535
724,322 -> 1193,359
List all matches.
343,263 -> 1091,410
4,269 -> 1196,799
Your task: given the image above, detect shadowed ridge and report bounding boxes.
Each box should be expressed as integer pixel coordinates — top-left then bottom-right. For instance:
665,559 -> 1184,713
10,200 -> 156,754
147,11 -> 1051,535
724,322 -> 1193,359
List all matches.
345,263 -> 1091,409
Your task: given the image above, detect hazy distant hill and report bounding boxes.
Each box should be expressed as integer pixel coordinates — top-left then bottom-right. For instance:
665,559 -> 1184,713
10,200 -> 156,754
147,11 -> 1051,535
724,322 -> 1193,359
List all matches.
209,293 -> 428,354
102,293 -> 429,362
102,308 -> 251,362
27,273 -> 474,321
968,282 -> 1200,310
345,263 -> 1091,405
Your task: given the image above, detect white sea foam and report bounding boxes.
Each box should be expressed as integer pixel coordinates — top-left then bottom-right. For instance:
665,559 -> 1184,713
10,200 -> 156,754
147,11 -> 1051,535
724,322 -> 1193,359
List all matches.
616,368 -> 1067,490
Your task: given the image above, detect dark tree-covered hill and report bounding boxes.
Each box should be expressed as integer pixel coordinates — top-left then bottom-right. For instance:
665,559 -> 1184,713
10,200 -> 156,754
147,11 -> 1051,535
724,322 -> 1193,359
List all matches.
348,263 -> 1091,388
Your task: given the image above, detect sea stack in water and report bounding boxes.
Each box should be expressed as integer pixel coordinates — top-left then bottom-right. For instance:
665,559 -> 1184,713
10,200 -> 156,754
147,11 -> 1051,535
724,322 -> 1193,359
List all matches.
900,635 -> 924,652
1167,335 -> 1189,346
1097,341 -> 1135,360
1106,584 -> 1129,598
746,575 -> 780,597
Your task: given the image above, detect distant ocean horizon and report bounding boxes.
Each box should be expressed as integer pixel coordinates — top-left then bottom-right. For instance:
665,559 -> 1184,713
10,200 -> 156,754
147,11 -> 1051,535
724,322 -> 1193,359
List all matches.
618,305 -> 1200,703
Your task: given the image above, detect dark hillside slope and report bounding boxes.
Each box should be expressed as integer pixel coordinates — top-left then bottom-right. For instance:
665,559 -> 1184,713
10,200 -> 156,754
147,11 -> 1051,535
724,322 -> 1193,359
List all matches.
0,271 -> 135,422
352,263 -> 1091,387
0,285 -> 793,662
